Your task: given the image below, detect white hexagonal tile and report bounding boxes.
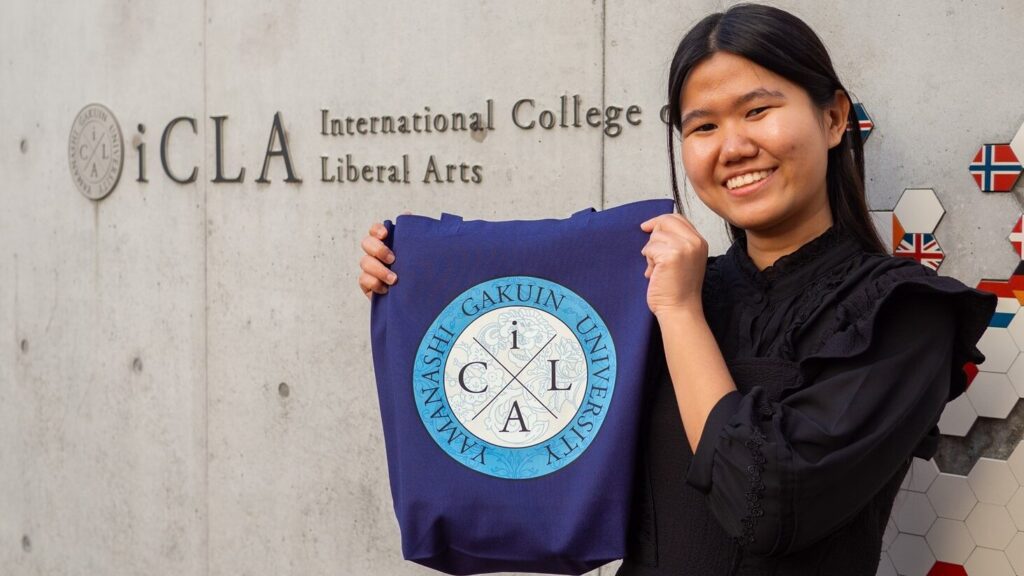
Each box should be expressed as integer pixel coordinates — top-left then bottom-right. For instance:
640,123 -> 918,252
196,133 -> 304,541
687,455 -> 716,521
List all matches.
966,502 -> 1017,549
967,372 -> 1018,419
1006,531 -> 1024,575
883,517 -> 898,551
895,490 -> 938,535
1008,440 -> 1024,484
904,458 -> 940,493
925,517 -> 975,564
966,547 -> 1014,576
1007,353 -> 1024,398
929,473 -> 978,521
977,327 -> 1020,373
969,458 -> 1020,505
876,551 -> 897,576
1010,119 -> 1024,165
893,188 -> 944,234
1008,487 -> 1024,530
888,533 -> 935,576
870,210 -> 894,254
1009,311 -> 1024,351
938,394 -> 978,437
1000,296 -> 1023,317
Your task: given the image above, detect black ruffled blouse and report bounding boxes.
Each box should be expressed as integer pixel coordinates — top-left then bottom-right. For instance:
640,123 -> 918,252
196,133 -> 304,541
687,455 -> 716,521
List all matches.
616,224 -> 997,576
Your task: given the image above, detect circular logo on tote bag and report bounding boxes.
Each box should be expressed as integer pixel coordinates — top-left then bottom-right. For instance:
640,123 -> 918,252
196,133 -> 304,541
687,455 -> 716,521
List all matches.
413,276 -> 617,479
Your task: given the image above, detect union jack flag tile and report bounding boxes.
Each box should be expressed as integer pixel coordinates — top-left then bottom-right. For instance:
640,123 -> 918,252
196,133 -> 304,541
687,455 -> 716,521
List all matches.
969,144 -> 1023,192
895,233 -> 944,270
845,102 -> 874,141
1009,214 -> 1024,259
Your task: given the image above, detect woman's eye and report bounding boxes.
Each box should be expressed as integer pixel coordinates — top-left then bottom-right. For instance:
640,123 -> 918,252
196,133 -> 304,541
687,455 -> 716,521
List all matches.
747,106 -> 769,117
693,123 -> 715,133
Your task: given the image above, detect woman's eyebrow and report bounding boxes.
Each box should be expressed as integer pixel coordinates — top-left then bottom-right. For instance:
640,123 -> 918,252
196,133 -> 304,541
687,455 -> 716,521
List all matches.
680,87 -> 786,129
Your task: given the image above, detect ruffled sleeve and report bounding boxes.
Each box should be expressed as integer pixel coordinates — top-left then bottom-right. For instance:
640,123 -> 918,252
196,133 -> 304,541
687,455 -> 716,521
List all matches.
684,260 -> 997,556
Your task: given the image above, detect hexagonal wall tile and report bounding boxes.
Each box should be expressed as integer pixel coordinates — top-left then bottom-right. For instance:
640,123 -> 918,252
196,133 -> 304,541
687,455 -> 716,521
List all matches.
976,327 -> 1020,373
870,210 -> 894,254
904,458 -> 940,493
1006,486 -> 1024,530
977,279 -> 1018,327
890,533 -> 936,576
965,503 -> 1016,549
877,552 -> 897,576
895,233 -> 944,270
893,188 -> 944,234
969,144 -> 1023,193
963,362 -> 980,390
1006,353 -> 1024,397
967,458 -> 1019,505
937,394 -> 978,437
1008,214 -> 1024,260
852,102 -> 874,141
884,517 -> 898,551
1007,310 -> 1024,351
1006,440 -> 1024,484
927,562 -> 968,576
895,490 -> 938,535
966,372 -> 1017,419
928,474 -> 978,521
1010,120 -> 1024,165
991,289 -> 1022,329
1005,531 -> 1024,575
965,547 -> 1014,576
925,518 -> 975,565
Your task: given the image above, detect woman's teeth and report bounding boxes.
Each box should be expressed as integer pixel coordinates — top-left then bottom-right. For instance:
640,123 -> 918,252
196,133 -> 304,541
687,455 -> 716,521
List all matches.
726,169 -> 773,190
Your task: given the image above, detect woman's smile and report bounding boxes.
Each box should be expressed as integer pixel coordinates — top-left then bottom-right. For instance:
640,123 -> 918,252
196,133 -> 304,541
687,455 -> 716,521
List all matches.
725,167 -> 776,198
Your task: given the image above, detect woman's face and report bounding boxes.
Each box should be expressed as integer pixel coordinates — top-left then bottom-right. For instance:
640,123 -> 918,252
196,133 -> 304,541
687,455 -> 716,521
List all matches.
678,51 -> 847,236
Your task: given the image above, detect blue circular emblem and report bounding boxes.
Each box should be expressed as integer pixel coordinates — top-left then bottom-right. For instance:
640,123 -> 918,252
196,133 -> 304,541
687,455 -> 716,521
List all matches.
413,275 -> 617,479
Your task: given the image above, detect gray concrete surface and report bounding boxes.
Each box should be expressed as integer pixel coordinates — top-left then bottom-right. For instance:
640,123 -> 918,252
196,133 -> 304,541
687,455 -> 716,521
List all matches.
1,1 -> 1022,575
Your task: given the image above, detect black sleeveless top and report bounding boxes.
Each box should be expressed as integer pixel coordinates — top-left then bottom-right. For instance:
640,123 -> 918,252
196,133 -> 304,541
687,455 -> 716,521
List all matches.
616,225 -> 996,575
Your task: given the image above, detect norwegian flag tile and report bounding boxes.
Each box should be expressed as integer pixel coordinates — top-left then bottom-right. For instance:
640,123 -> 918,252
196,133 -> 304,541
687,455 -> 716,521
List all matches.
969,144 -> 1022,193
1008,214 -> 1024,259
848,102 -> 874,141
895,233 -> 944,270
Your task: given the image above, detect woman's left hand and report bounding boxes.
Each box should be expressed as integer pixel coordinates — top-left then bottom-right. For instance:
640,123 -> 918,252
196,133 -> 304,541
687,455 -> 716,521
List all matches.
640,213 -> 708,316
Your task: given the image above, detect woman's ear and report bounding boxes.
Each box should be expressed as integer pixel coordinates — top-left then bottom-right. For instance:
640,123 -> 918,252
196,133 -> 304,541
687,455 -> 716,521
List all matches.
826,89 -> 851,149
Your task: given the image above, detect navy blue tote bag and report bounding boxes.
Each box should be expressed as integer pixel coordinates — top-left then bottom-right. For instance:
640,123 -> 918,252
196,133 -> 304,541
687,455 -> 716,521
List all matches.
369,198 -> 675,575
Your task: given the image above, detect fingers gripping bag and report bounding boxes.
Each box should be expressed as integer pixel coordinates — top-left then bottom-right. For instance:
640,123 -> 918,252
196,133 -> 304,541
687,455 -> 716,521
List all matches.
369,198 -> 675,575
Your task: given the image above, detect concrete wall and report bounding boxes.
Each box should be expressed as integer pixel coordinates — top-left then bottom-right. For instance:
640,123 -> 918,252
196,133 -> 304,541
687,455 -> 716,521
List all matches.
2,1 -> 1023,575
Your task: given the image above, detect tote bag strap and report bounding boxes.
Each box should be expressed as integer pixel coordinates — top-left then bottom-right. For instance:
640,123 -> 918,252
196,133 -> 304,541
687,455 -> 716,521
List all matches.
570,206 -> 595,230
438,206 -> 595,233
439,212 -> 463,235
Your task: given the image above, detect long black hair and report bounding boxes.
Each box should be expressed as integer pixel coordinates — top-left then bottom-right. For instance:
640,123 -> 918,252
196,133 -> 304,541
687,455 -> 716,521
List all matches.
666,3 -> 887,254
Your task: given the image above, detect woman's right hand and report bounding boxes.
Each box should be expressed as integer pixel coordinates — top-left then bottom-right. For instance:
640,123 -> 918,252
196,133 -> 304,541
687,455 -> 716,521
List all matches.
359,213 -> 409,300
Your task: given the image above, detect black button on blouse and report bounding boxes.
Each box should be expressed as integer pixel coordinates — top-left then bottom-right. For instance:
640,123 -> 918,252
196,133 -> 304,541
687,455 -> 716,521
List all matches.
616,225 -> 997,576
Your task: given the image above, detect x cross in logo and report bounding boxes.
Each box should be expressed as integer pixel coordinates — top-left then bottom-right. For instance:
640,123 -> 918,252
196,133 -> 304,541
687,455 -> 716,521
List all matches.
470,334 -> 558,421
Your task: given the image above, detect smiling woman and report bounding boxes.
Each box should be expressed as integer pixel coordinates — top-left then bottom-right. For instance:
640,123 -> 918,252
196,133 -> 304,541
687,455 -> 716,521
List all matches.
621,3 -> 996,575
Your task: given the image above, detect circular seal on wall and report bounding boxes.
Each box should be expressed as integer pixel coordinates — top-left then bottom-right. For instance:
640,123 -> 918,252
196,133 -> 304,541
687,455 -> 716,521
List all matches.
68,103 -> 124,200
413,276 -> 617,479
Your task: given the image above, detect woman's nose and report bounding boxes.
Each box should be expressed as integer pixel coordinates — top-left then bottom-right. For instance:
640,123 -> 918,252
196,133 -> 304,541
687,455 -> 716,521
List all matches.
720,130 -> 759,164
